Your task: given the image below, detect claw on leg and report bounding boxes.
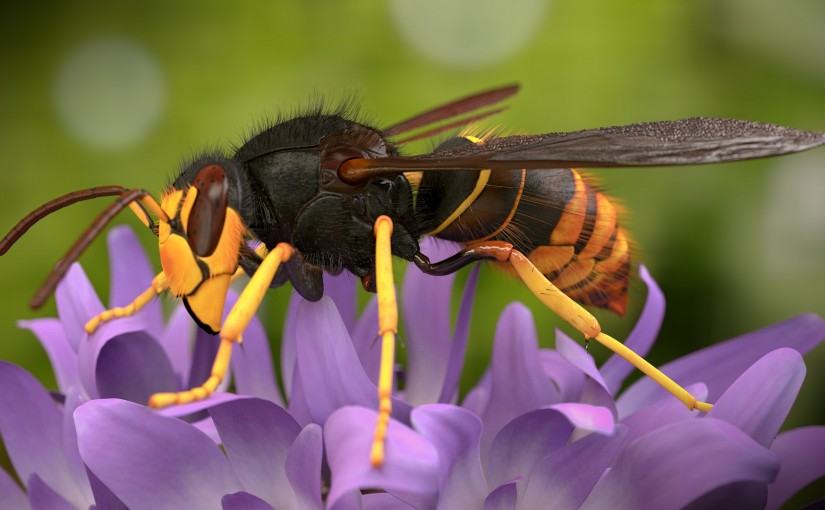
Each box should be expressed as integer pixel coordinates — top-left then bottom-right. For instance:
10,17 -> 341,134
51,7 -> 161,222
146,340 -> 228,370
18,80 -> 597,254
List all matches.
371,215 -> 397,467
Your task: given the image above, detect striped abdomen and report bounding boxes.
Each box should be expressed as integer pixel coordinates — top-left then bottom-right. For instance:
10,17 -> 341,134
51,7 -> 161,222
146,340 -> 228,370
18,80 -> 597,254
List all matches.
413,141 -> 630,314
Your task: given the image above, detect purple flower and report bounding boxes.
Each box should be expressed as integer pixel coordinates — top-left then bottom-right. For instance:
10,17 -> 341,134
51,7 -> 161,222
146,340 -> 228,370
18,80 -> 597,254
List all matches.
18,225 -> 282,409
1,232 -> 824,509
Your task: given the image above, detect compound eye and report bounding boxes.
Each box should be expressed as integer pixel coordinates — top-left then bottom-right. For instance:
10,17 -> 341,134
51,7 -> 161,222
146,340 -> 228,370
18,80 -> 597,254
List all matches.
187,165 -> 228,257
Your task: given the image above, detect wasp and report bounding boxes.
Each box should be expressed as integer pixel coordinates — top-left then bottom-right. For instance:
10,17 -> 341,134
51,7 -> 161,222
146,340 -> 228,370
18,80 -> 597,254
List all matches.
2,85 -> 824,466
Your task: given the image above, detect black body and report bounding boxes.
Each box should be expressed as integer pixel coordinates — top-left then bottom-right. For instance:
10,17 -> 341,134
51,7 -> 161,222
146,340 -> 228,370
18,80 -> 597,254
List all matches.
173,114 -> 421,301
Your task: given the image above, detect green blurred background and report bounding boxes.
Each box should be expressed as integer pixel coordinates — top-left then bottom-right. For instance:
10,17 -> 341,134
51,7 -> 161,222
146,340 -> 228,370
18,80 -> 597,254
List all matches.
1,0 -> 824,460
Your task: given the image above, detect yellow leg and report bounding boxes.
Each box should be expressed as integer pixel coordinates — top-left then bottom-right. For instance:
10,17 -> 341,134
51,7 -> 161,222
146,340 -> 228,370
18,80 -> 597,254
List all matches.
85,272 -> 169,334
509,248 -> 713,412
148,243 -> 293,408
371,215 -> 398,467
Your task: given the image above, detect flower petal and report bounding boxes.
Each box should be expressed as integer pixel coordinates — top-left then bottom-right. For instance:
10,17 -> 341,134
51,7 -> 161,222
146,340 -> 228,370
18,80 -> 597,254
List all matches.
323,271 -> 358,333
55,263 -> 104,350
483,481 -> 517,510
158,304 -> 195,387
617,313 -> 825,418
411,404 -> 486,510
86,469 -> 128,510
285,424 -> 324,510
709,348 -> 805,448
281,295 -> 300,397
555,331 -> 617,415
521,425 -> 628,510
77,314 -> 153,399
224,291 -> 282,405
0,362 -> 87,508
60,389 -> 93,506
438,265 -> 480,404
295,298 -> 410,425
76,399 -> 242,510
325,406 -> 439,510
539,349 -> 585,403
479,303 -> 558,457
0,466 -> 29,510
403,241 -> 457,405
580,419 -> 779,510
27,474 -> 75,510
601,265 -> 664,394
485,404 -> 613,490
210,398 -> 301,510
221,492 -> 276,510
350,296 -> 381,383
620,383 -> 707,444
188,327 -> 222,390
681,482 -> 767,509
18,318 -> 79,394
363,493 -> 415,509
107,225 -> 164,339
766,426 -> 825,510
94,331 -> 179,403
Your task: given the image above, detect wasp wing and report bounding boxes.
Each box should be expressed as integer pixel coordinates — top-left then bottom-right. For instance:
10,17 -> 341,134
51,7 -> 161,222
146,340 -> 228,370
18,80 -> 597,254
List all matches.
385,84 -> 519,137
341,118 -> 825,181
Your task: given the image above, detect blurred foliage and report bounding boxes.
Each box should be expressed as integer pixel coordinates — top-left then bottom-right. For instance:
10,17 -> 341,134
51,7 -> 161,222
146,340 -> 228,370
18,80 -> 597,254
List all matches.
1,0 -> 824,454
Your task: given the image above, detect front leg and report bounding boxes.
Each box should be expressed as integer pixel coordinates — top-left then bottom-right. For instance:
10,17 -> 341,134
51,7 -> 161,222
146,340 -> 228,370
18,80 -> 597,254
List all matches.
148,243 -> 294,408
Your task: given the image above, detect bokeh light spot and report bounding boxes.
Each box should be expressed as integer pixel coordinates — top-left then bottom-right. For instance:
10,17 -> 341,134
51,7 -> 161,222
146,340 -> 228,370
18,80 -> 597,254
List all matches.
389,0 -> 548,68
54,37 -> 166,149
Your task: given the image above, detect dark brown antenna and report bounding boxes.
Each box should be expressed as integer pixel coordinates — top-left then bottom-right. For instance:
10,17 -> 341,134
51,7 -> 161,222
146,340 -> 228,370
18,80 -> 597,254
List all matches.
0,186 -> 128,255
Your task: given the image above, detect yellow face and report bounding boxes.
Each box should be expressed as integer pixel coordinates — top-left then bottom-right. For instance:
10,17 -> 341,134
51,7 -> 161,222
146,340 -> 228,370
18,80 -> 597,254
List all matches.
157,186 -> 246,333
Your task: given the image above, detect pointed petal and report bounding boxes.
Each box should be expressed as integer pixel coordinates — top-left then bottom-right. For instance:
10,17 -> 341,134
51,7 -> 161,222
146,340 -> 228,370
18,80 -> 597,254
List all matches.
485,404 -> 613,490
107,225 -> 163,339
323,271 -> 358,333
766,426 -> 825,510
601,265 -> 665,393
210,398 -> 301,510
438,266 -> 480,404
27,475 -> 75,510
0,362 -> 87,507
60,389 -> 93,507
483,481 -> 517,510
221,492 -> 276,510
94,331 -> 179,403
618,314 -> 825,418
522,425 -> 628,510
709,348 -> 805,448
403,243 -> 457,405
224,291 -> 282,405
325,406 -> 439,510
539,349 -> 585,403
55,263 -> 104,350
281,294 -> 300,397
76,399 -> 242,510
86,469 -> 128,510
158,304 -> 194,387
295,298 -> 410,425
580,419 -> 779,510
285,424 -> 324,510
350,297 -> 381,383
18,318 -> 79,394
0,467 -> 29,510
187,327 -> 221,390
411,404 -> 486,510
479,303 -> 558,458
555,331 -> 617,415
